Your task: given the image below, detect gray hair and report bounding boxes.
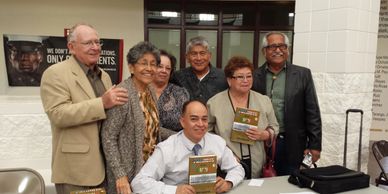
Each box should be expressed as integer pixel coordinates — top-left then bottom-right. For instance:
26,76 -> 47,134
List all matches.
261,31 -> 291,48
126,41 -> 160,65
186,36 -> 210,54
67,23 -> 97,43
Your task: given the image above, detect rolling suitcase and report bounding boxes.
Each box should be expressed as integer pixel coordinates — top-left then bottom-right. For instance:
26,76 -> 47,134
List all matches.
344,108 -> 363,171
288,109 -> 370,193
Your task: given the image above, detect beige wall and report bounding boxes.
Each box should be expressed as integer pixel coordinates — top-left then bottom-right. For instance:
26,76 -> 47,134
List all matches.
0,0 -> 144,95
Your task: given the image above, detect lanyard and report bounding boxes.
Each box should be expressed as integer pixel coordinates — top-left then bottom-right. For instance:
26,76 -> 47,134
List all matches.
227,89 -> 252,160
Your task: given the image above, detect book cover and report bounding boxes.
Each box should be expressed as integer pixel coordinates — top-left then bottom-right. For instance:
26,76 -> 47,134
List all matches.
70,188 -> 106,194
188,155 -> 217,194
230,107 -> 260,145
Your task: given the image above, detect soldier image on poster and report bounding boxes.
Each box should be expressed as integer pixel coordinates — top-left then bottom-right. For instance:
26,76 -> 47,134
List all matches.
4,35 -> 46,86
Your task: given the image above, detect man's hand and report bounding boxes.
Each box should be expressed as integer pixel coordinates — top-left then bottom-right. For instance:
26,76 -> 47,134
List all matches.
176,184 -> 195,194
116,176 -> 132,194
215,177 -> 232,193
102,85 -> 128,109
304,149 -> 321,163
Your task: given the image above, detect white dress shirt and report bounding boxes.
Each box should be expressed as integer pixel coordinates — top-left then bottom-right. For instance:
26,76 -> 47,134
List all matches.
131,131 -> 245,194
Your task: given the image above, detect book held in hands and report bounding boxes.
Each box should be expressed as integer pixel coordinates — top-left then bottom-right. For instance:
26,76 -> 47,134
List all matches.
70,188 -> 106,194
230,107 -> 260,145
189,155 -> 217,194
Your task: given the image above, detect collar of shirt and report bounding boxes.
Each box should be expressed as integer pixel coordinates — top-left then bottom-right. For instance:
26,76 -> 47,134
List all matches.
188,64 -> 217,81
265,62 -> 287,73
188,66 -> 210,81
198,69 -> 210,81
76,57 -> 101,77
179,131 -> 205,152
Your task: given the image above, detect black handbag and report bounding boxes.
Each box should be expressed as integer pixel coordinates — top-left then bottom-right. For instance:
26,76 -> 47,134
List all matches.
288,165 -> 370,194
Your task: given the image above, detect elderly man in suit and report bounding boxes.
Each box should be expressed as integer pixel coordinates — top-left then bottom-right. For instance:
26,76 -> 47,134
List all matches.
40,23 -> 128,194
252,31 -> 322,176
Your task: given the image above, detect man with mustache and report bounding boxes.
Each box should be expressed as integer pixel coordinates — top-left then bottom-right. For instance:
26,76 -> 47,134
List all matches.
252,31 -> 322,175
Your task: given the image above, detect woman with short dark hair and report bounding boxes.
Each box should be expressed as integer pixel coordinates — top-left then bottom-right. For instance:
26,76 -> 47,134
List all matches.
207,56 -> 279,178
102,41 -> 173,194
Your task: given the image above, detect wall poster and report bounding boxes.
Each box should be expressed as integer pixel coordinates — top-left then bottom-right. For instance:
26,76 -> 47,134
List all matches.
3,34 -> 123,86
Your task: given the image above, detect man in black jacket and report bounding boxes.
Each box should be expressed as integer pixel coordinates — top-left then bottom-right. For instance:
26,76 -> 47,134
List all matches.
172,36 -> 228,103
252,31 -> 322,175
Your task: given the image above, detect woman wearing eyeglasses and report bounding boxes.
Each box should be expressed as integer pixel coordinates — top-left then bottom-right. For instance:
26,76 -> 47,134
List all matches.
101,41 -> 174,194
207,56 -> 279,178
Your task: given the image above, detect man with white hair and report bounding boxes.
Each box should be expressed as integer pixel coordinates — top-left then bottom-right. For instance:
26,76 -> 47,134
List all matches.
40,23 -> 128,194
252,31 -> 322,176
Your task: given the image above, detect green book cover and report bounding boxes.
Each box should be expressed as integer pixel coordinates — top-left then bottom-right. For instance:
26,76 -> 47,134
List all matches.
230,107 -> 260,145
189,155 -> 217,194
70,188 -> 106,194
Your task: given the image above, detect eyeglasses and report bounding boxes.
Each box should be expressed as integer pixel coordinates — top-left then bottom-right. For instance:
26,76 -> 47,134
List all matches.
265,43 -> 288,51
78,40 -> 103,47
231,75 -> 253,81
136,62 -> 159,68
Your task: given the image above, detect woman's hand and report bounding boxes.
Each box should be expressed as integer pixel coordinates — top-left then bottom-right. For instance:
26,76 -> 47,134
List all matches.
116,176 -> 132,194
245,127 -> 270,141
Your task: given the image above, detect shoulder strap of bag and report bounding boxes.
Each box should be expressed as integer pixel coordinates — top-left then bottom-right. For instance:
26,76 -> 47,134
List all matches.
271,134 -> 276,160
265,127 -> 276,160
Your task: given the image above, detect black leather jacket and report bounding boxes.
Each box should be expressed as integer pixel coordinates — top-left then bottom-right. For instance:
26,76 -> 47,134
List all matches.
252,62 -> 322,166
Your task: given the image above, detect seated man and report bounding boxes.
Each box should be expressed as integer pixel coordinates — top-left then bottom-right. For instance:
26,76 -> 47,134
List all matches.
132,100 -> 245,194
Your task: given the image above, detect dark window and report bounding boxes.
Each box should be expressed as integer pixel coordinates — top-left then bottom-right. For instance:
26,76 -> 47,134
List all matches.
260,4 -> 295,27
222,3 -> 256,27
147,1 -> 181,25
185,2 -> 219,26
145,0 -> 295,69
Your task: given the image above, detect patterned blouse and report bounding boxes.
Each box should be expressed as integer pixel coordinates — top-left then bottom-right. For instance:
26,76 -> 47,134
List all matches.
139,89 -> 160,162
157,83 -> 190,132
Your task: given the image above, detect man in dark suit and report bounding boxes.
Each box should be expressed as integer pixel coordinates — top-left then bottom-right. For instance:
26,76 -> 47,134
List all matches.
252,31 -> 322,175
40,23 -> 128,194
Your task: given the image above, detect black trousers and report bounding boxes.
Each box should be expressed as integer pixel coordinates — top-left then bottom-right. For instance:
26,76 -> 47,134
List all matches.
274,134 -> 299,176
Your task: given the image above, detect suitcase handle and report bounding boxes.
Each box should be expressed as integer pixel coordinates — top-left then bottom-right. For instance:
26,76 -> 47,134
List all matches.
346,109 -> 363,114
344,108 -> 363,171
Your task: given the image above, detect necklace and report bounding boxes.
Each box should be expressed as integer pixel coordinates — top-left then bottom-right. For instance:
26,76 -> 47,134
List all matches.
228,89 -> 250,111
